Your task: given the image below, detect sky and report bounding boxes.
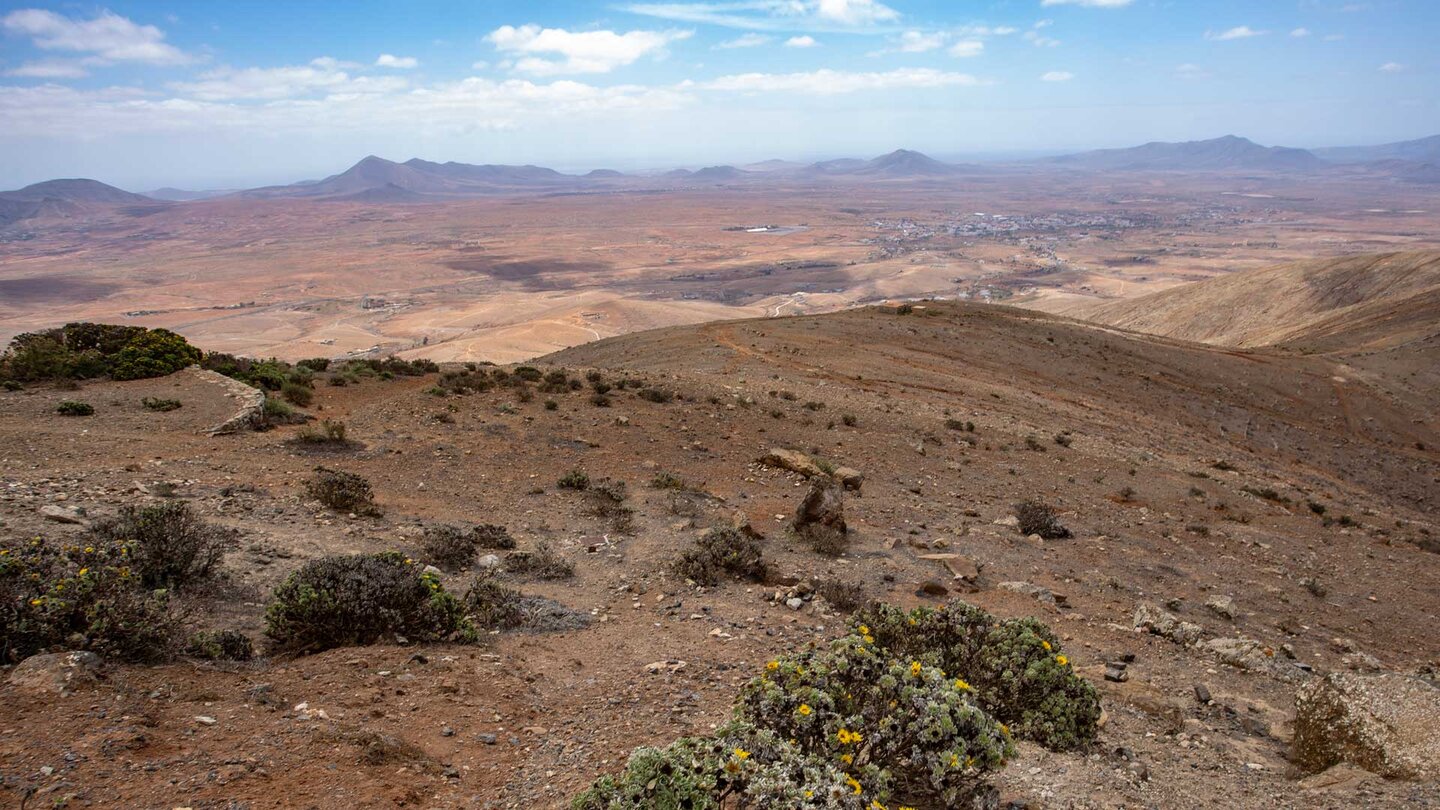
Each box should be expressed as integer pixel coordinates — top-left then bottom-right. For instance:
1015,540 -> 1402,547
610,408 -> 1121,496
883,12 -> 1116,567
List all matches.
0,0 -> 1435,189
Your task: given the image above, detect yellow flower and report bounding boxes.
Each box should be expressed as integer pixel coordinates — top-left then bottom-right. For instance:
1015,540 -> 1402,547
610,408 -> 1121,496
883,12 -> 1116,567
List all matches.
77,568 -> 89,576
954,677 -> 972,691
766,660 -> 779,671
863,634 -> 875,644
84,546 -> 94,553
797,704 -> 812,716
909,660 -> 922,676
841,753 -> 853,764
871,802 -> 887,810
1041,640 -> 1052,651
858,624 -> 871,636
999,722 -> 1010,736
29,598 -> 43,606
908,617 -> 917,626
804,791 -> 814,799
733,747 -> 750,760
845,775 -> 862,795
1055,654 -> 1069,666
950,753 -> 960,767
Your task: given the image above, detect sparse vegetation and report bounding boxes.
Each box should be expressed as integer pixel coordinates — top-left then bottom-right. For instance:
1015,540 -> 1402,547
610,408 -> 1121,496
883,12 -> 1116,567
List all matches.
186,629 -> 255,661
463,573 -> 525,629
558,469 -> 590,490
264,552 -> 475,654
294,419 -> 350,446
814,577 -> 865,613
56,400 -> 94,416
142,396 -> 182,411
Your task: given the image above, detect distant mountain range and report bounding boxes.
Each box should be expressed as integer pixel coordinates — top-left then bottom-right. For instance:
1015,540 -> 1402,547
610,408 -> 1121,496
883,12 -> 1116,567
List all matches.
1047,135 -> 1325,172
3,134 -> 1438,223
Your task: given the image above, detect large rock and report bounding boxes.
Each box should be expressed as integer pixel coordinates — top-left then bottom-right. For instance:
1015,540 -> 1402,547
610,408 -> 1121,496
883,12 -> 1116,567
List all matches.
1293,672 -> 1440,779
1133,602 -> 1204,647
792,478 -> 846,535
8,651 -> 102,694
759,448 -> 824,478
1200,637 -> 1303,682
39,504 -> 88,525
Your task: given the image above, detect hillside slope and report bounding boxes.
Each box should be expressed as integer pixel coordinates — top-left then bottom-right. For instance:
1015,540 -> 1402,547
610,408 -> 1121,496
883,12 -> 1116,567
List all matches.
1079,251 -> 1440,403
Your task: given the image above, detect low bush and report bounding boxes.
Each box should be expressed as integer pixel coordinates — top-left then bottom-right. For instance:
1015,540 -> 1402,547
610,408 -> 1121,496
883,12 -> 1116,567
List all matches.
418,523 -> 513,571
110,329 -> 202,381
558,470 -> 590,490
674,527 -> 766,586
264,552 -> 475,653
814,578 -> 865,613
305,467 -> 381,515
281,380 -> 314,407
1,323 -> 201,383
88,502 -> 236,590
505,542 -> 574,580
0,534 -> 179,663
1013,500 -> 1071,540
294,419 -> 349,445
638,387 -> 674,404
649,472 -> 689,491
186,629 -> 255,661
463,573 -> 526,630
141,397 -> 182,412
793,523 -> 849,557
56,400 -> 94,416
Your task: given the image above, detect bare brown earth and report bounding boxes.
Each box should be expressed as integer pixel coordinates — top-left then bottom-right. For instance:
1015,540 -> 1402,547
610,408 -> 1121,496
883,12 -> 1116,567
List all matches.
2,169 -> 1437,363
1,301 -> 1437,808
1075,250 -> 1440,411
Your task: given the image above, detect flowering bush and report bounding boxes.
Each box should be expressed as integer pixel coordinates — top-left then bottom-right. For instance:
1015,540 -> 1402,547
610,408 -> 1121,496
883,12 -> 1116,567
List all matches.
572,721 -> 865,810
0,535 -> 178,663
263,552 -> 475,653
735,635 -> 1013,807
850,602 -> 1100,752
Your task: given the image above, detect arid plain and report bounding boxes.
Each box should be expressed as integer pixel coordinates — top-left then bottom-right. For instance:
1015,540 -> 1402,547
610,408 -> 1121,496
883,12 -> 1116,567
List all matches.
3,165 -> 1437,363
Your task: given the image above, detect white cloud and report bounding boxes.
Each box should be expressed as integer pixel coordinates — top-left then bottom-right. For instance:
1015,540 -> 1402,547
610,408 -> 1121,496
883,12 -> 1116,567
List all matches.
622,1 -> 899,32
1,8 -> 190,66
169,59 -> 408,101
1040,0 -> 1132,7
1379,62 -> 1403,73
716,32 -> 772,48
948,40 -> 984,58
4,59 -> 90,79
375,54 -> 419,69
1041,70 -> 1074,81
1206,26 -> 1266,41
704,67 -> 984,94
894,30 -> 946,52
1289,28 -> 1310,38
471,60 -> 490,70
785,35 -> 818,47
0,75 -> 693,141
1024,30 -> 1060,47
486,24 -> 692,75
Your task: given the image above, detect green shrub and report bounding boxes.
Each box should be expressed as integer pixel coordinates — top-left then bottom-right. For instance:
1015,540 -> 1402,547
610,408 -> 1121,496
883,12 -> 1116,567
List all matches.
849,602 -> 1100,752
0,534 -> 178,663
1013,500 -> 1071,540
186,629 -> 255,661
558,470 -> 590,490
263,552 -> 475,653
110,329 -> 202,380
418,523 -> 515,571
296,358 -> 331,372
281,380 -> 314,407
141,397 -> 182,412
674,527 -> 766,586
56,400 -> 94,416
88,502 -> 236,590
262,396 -> 295,419
735,635 -> 1013,807
305,467 -> 381,515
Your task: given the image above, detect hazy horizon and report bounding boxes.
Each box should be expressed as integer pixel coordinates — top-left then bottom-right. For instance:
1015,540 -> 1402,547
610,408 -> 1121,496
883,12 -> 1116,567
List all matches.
1,0 -> 1436,189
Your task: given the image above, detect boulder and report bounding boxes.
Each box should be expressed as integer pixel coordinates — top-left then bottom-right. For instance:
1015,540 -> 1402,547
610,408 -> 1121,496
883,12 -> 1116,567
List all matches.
758,448 -> 824,478
1205,595 -> 1236,621
1293,672 -> 1440,779
792,479 -> 846,535
1133,602 -> 1204,647
39,504 -> 87,525
832,467 -> 864,492
8,651 -> 102,694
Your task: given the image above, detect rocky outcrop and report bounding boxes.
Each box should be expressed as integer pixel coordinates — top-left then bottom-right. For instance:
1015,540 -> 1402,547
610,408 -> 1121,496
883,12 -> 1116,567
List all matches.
758,448 -> 863,491
793,478 -> 846,536
1293,672 -> 1440,779
1133,603 -> 1204,646
184,366 -> 265,435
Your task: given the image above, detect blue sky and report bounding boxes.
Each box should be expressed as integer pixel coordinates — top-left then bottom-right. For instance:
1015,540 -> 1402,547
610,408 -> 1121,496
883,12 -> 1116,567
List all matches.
0,0 -> 1434,189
